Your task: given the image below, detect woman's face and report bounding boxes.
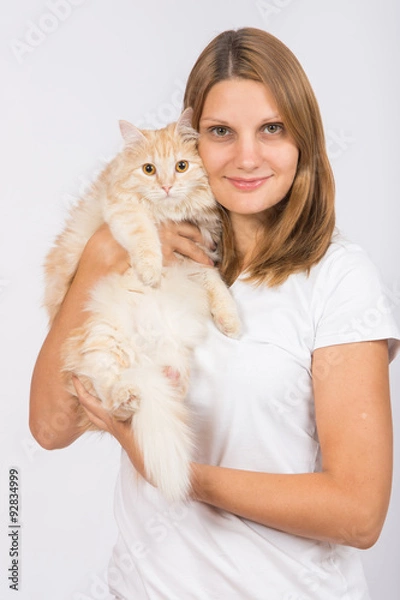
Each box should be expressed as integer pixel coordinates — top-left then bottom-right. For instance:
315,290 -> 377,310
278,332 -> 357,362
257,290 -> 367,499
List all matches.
198,79 -> 299,219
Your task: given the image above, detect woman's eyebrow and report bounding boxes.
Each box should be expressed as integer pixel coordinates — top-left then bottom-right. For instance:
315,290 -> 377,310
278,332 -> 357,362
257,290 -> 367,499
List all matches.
200,114 -> 281,124
199,117 -> 230,124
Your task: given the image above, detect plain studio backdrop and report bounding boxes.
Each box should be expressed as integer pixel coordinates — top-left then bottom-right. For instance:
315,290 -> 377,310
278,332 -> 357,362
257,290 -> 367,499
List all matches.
0,1 -> 399,599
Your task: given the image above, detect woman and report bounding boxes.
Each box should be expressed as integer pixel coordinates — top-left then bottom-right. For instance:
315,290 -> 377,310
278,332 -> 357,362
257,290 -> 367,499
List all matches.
30,28 -> 400,599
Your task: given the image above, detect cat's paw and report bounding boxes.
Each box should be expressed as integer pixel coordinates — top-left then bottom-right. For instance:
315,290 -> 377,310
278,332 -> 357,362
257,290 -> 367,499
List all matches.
135,257 -> 163,287
213,311 -> 241,339
109,380 -> 141,420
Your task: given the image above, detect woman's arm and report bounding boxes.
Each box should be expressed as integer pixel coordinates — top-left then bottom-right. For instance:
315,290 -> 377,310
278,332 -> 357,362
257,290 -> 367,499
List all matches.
190,340 -> 393,549
29,225 -> 130,449
29,221 -> 212,450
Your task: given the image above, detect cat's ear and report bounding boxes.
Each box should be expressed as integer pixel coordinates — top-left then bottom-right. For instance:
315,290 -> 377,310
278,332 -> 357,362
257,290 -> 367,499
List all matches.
176,107 -> 194,130
175,108 -> 198,141
119,120 -> 146,146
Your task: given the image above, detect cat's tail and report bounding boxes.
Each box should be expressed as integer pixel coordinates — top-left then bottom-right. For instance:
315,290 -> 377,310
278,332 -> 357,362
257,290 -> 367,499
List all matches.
120,366 -> 194,504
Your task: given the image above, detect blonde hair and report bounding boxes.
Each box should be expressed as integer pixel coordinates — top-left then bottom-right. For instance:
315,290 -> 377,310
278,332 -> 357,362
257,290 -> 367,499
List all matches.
184,27 -> 335,286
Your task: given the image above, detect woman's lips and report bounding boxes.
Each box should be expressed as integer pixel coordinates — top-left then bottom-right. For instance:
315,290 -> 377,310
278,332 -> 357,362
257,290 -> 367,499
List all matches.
226,176 -> 272,191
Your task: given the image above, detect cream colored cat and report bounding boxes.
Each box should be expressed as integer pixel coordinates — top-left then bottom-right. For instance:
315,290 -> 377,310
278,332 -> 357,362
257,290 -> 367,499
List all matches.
44,109 -> 240,502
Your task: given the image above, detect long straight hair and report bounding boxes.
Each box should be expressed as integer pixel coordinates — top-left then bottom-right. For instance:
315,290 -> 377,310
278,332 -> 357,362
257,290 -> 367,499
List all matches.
184,28 -> 335,286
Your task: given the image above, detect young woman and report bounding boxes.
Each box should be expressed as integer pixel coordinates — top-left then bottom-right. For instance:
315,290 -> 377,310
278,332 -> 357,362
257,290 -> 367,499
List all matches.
30,28 -> 400,599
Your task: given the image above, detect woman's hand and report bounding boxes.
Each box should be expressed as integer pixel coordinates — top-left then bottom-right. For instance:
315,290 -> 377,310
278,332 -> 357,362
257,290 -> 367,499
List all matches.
87,221 -> 214,270
81,223 -> 131,275
72,376 -> 148,480
158,220 -> 215,267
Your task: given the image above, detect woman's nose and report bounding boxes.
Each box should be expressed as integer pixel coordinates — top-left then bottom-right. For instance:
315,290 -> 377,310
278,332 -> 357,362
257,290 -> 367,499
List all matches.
234,135 -> 263,171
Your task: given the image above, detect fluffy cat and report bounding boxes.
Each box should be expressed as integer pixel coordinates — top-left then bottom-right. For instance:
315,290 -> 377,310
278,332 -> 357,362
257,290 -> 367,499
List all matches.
44,108 -> 241,502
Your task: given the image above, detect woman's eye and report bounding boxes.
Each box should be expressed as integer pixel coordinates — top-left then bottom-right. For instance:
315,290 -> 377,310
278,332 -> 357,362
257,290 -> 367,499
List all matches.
210,126 -> 230,137
263,123 -> 283,134
143,163 -> 156,175
175,160 -> 189,173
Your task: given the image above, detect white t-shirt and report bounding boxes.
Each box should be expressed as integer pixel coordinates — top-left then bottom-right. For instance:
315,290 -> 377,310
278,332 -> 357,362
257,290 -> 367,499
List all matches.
108,233 -> 400,600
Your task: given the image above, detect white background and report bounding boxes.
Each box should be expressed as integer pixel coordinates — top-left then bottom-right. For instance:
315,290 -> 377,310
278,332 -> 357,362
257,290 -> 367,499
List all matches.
0,1 -> 399,599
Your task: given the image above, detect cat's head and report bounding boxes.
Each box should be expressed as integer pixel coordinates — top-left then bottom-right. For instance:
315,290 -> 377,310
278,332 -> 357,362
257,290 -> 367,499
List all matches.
115,108 -> 216,221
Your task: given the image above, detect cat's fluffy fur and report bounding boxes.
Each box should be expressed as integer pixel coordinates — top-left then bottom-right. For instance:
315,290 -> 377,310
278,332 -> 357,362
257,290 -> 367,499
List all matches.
44,109 -> 240,502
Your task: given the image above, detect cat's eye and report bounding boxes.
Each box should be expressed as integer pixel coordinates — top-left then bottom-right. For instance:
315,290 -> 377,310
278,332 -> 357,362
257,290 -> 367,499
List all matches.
143,163 -> 156,175
175,160 -> 189,173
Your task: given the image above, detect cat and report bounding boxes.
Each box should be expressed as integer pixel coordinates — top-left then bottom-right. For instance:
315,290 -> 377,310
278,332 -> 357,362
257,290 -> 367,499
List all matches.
44,108 -> 241,502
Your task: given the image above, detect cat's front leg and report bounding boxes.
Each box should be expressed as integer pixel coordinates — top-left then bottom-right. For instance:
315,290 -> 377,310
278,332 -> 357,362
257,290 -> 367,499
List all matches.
105,203 -> 163,286
195,268 -> 241,338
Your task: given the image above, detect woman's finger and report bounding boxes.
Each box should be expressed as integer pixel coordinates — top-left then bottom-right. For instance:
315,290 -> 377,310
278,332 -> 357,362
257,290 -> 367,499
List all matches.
72,375 -> 135,439
72,375 -> 110,428
158,221 -> 215,266
81,406 -> 108,431
173,236 -> 214,266
173,221 -> 204,244
72,377 -> 148,480
72,375 -> 101,409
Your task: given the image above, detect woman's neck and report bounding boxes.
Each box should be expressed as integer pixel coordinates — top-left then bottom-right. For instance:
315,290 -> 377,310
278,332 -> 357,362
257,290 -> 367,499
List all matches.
229,212 -> 267,268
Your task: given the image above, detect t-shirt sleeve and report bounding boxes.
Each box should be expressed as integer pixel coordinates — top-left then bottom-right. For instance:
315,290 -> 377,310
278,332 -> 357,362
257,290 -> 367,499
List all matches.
312,242 -> 400,362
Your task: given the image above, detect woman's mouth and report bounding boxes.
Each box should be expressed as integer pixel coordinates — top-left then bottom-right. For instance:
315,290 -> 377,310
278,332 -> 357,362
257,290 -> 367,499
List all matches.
226,176 -> 272,191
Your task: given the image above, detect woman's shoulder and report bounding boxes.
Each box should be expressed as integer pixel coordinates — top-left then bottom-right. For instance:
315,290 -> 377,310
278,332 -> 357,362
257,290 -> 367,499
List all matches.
309,229 -> 400,361
321,228 -> 372,262
312,228 -> 380,283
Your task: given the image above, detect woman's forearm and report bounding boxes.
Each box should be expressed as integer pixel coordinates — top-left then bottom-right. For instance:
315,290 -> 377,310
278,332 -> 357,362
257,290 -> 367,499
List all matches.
29,227 -> 129,449
30,267 -> 99,448
190,463 -> 382,549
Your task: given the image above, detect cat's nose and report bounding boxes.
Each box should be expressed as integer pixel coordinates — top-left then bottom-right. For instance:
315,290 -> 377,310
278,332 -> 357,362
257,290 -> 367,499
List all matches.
162,185 -> 172,195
